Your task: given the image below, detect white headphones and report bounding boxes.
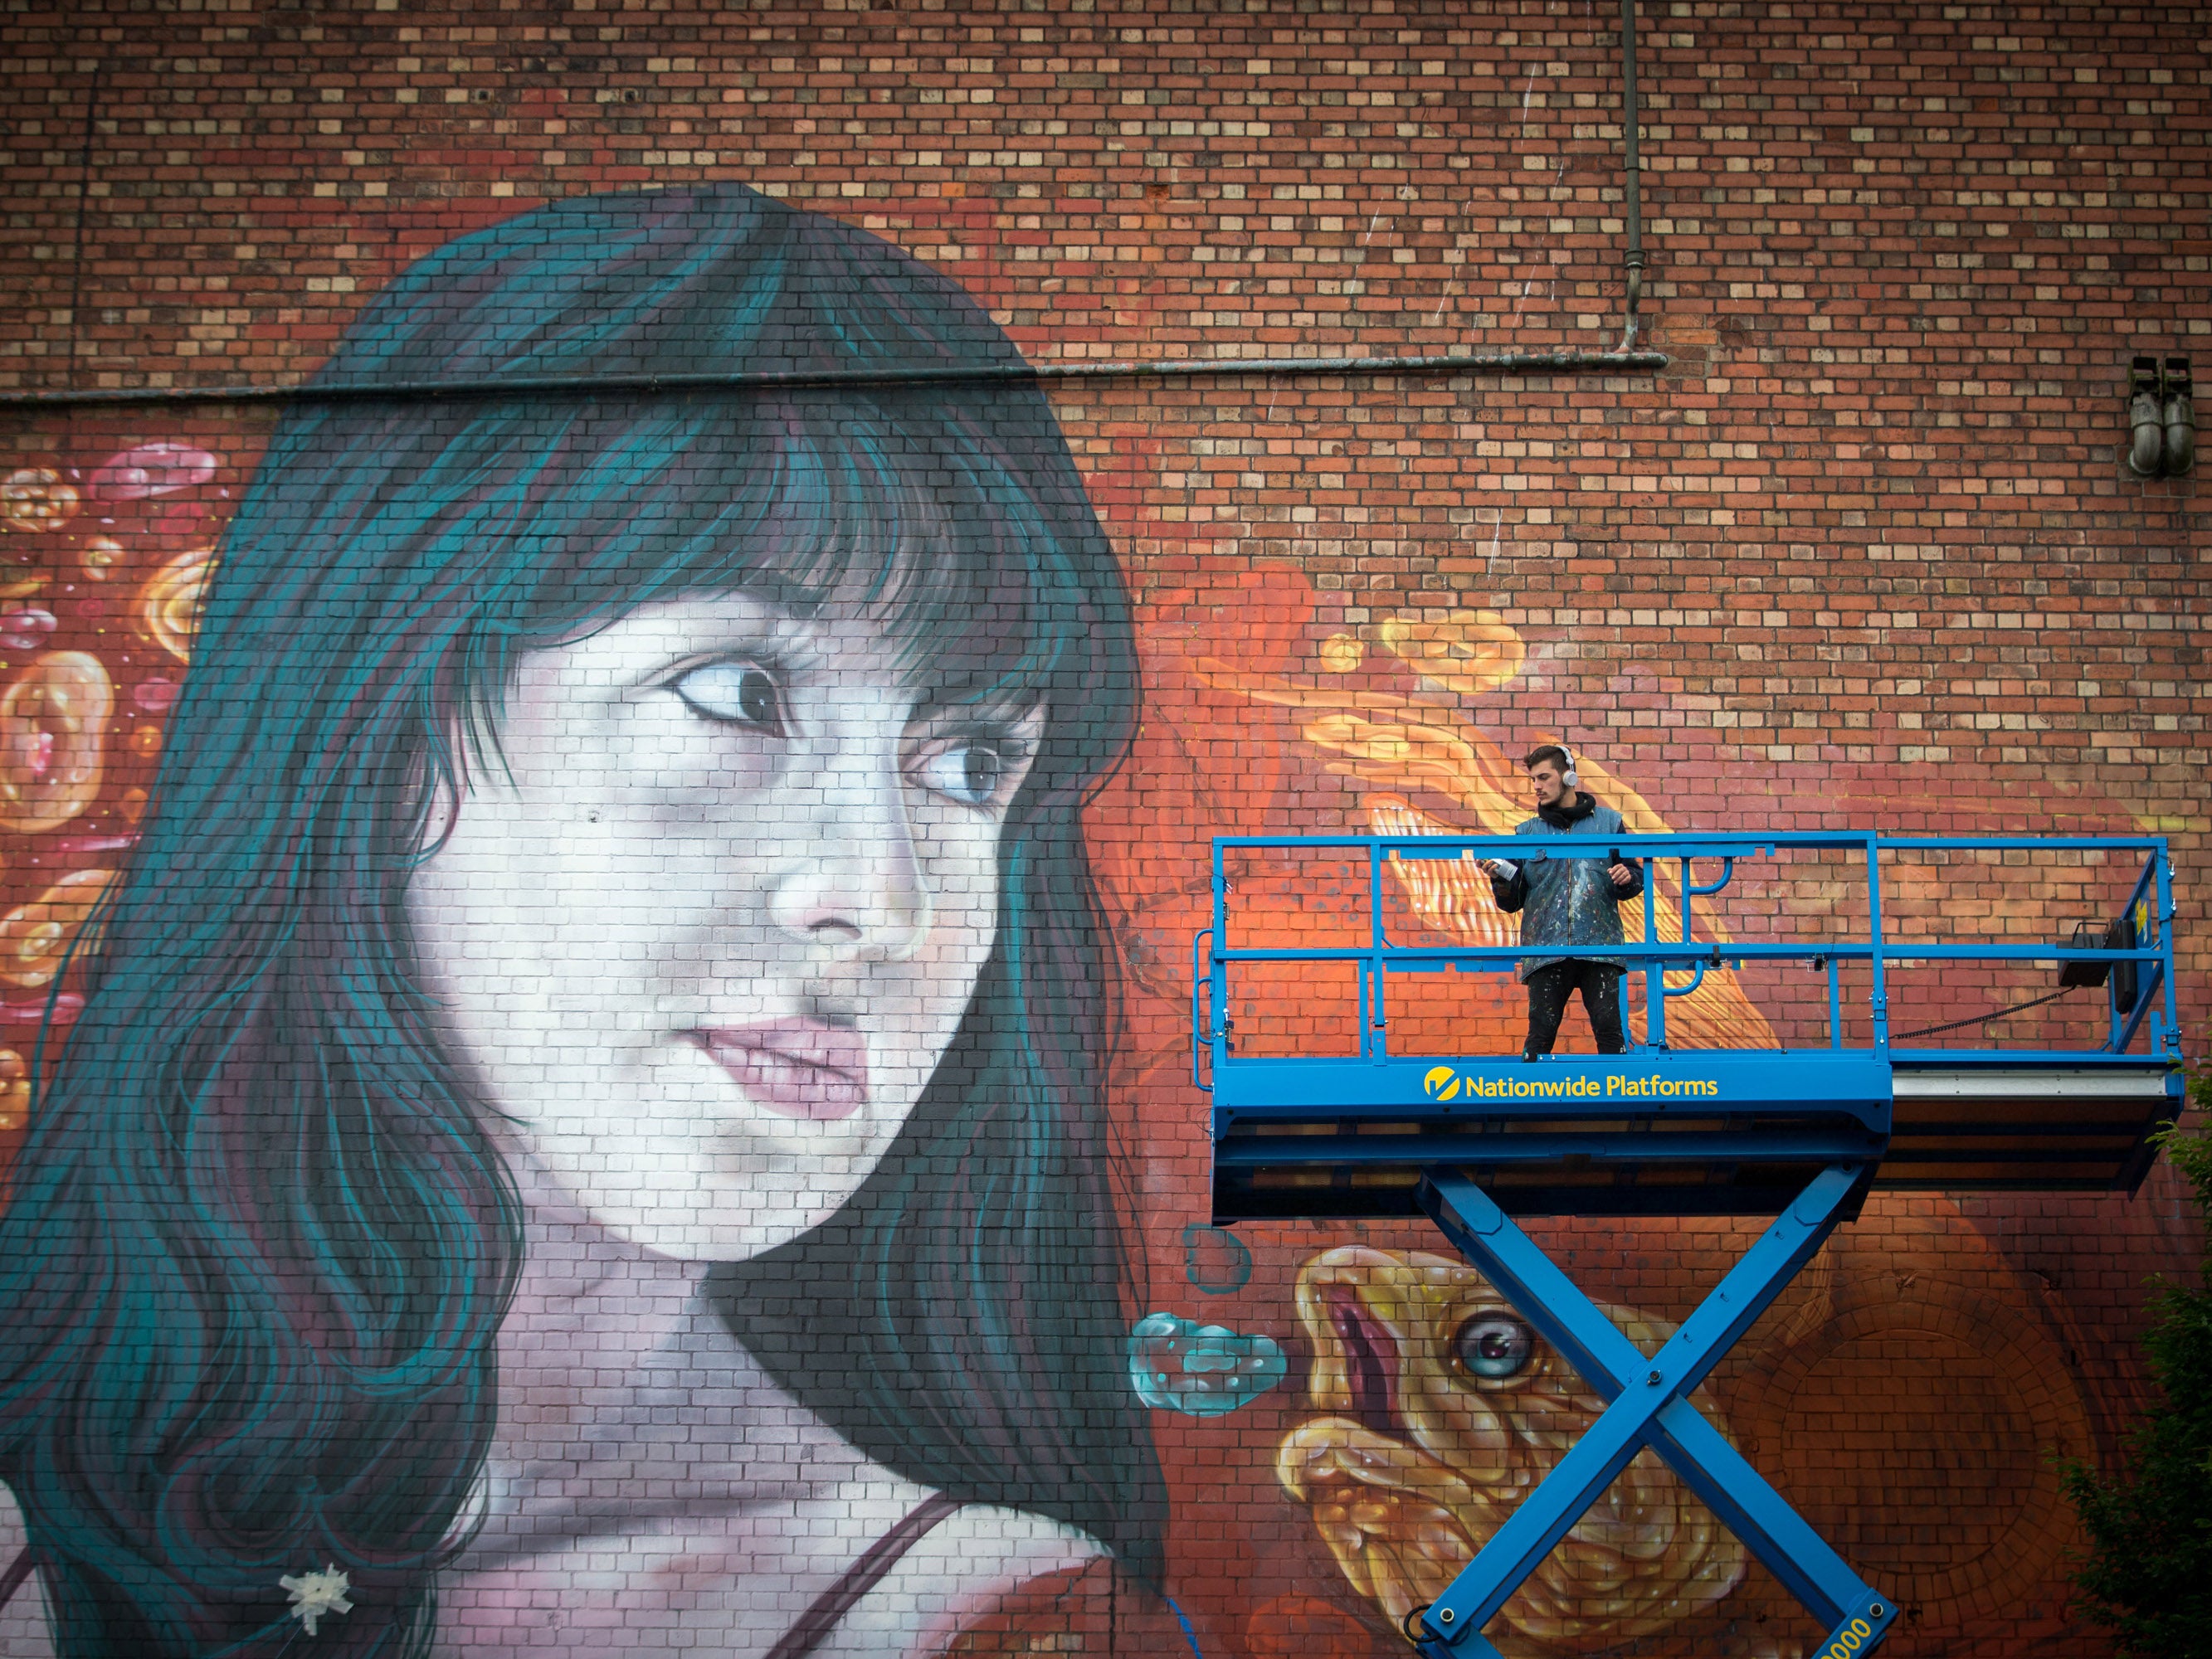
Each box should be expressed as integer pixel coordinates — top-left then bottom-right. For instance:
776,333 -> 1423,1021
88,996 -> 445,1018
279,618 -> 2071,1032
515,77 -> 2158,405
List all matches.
1560,743 -> 1580,788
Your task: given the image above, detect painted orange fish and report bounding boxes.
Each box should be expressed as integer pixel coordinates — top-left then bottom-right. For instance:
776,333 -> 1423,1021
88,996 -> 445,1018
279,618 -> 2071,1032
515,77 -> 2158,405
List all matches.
1278,1247 -> 1747,1655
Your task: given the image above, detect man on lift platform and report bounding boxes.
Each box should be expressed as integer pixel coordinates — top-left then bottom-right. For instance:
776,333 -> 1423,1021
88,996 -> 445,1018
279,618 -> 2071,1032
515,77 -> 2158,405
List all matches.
1481,744 -> 1646,1059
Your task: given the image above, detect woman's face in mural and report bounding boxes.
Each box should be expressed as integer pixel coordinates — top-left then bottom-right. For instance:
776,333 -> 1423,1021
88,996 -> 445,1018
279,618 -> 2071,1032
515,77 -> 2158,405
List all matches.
408,591 -> 1041,1259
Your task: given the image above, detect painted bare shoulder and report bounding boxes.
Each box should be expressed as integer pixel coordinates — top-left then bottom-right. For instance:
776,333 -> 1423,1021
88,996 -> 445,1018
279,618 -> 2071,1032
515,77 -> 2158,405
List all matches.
0,1483 -> 56,1659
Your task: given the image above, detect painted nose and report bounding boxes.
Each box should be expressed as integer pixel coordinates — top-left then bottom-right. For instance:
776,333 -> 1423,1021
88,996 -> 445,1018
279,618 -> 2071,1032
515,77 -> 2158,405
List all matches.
766,753 -> 930,959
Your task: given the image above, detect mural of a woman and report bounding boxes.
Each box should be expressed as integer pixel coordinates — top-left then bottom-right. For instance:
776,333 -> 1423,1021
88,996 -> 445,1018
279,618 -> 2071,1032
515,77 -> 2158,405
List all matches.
0,184 -> 1177,1657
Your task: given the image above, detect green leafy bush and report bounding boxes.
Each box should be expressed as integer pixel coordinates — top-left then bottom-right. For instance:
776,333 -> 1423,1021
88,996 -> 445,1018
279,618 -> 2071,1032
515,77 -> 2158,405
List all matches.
2061,1097 -> 2212,1657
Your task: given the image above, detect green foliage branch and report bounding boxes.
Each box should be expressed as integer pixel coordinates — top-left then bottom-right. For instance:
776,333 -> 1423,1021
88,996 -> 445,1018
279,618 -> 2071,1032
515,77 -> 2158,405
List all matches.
2061,1083 -> 2212,1657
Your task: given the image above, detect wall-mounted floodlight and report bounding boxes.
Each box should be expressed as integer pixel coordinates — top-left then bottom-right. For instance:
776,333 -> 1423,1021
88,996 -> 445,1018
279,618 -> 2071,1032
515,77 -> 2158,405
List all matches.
2128,355 -> 2194,477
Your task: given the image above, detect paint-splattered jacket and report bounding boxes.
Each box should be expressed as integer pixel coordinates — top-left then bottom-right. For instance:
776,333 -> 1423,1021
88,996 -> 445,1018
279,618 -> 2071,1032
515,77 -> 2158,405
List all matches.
1488,793 -> 1645,982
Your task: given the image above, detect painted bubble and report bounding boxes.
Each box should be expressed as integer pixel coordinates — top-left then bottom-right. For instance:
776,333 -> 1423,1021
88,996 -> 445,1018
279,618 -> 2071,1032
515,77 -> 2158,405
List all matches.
140,546 -> 216,664
0,653 -> 113,834
88,443 -> 219,502
1128,1312 -> 1286,1416
1377,611 -> 1524,697
0,469 -> 80,535
0,609 -> 56,654
80,538 -> 124,581
0,869 -> 118,989
133,678 -> 179,714
1182,1223 -> 1255,1295
153,500 -> 214,543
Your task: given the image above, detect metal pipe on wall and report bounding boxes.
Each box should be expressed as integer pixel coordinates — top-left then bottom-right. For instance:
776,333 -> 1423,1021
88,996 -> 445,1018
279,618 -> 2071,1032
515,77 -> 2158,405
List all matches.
1620,0 -> 1646,353
0,348 -> 1668,411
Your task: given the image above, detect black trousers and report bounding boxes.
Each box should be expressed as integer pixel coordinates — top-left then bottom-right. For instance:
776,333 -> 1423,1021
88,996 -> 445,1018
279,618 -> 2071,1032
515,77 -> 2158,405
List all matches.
1524,961 -> 1627,1057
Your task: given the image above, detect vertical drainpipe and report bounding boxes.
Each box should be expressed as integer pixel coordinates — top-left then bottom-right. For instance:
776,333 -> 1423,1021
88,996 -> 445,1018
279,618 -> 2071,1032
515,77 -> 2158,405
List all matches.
1620,0 -> 1645,352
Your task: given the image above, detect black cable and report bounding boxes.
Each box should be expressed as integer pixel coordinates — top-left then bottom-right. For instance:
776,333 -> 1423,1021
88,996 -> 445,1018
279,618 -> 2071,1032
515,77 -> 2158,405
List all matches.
1893,985 -> 2078,1041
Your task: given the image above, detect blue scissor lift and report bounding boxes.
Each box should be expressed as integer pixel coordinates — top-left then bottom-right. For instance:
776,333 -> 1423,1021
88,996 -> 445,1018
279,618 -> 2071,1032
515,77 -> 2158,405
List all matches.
1192,832 -> 2181,1659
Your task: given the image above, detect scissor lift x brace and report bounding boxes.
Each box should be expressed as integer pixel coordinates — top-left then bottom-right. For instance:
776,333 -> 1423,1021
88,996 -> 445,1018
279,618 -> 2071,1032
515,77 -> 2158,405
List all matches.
1192,831 -> 2181,1659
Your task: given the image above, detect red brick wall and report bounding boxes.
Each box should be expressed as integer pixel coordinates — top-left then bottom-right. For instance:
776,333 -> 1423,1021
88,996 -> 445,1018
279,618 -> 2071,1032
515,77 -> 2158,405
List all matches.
2,4 -> 2207,1657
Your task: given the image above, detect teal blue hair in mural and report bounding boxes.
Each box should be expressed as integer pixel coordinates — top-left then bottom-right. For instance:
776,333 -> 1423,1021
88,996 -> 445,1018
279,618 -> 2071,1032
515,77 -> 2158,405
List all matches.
0,184 -> 1162,1657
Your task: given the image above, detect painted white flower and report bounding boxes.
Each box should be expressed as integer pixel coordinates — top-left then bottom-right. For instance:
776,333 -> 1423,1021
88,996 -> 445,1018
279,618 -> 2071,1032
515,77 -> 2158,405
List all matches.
278,1566 -> 353,1637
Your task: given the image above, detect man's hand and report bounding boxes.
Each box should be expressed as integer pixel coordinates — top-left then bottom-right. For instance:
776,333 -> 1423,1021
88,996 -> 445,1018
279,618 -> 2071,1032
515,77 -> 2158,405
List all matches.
1608,861 -> 1636,889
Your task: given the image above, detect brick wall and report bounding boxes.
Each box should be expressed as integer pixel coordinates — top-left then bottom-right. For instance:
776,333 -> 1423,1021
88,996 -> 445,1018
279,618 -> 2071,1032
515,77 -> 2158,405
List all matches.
1,4 -> 2206,1657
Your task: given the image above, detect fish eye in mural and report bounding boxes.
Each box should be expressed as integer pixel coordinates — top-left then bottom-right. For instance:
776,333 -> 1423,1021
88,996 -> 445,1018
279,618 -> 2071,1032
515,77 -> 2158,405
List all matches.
0,183 -> 1191,1659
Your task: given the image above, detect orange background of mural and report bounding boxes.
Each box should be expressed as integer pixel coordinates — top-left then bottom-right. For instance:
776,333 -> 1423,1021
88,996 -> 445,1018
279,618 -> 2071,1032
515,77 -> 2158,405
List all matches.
0,439 -> 248,1140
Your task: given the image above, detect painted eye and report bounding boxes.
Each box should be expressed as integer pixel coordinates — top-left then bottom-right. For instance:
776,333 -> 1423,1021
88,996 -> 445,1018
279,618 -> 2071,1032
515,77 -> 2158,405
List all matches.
673,662 -> 783,732
915,740 -> 1007,807
1452,1314 -> 1533,1381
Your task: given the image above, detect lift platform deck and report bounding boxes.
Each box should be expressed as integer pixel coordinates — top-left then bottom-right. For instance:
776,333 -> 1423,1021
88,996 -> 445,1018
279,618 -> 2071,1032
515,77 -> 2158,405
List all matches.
1192,830 -> 2180,1658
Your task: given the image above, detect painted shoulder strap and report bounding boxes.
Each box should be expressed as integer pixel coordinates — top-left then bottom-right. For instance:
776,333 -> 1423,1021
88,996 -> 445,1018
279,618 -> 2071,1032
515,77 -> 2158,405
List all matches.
0,1548 -> 32,1614
763,1492 -> 965,1659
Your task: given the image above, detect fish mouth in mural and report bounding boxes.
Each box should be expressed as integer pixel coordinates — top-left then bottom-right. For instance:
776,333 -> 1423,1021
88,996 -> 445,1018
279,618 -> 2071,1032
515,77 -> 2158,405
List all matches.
689,1018 -> 870,1121
1321,1282 -> 1407,1434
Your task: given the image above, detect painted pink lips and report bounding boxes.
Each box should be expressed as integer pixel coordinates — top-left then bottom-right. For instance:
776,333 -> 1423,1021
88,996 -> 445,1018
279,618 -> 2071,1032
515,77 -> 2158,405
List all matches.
692,1020 -> 870,1121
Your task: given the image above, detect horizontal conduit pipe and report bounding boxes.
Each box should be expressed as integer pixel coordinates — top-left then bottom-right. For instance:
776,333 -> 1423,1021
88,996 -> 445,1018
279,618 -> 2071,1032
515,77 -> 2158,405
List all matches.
0,348 -> 1669,412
